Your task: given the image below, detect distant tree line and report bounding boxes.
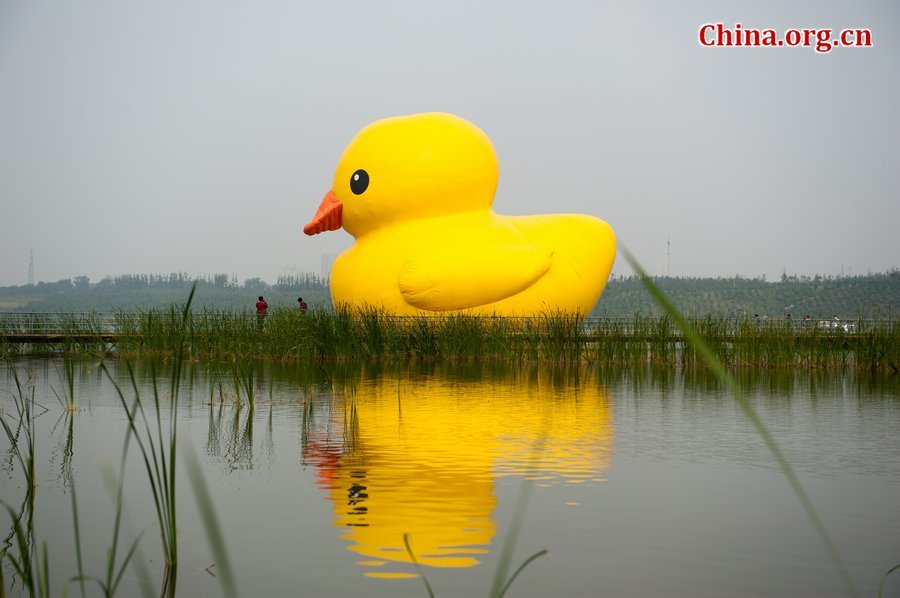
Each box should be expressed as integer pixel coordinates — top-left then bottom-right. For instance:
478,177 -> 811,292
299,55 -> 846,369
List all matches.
590,269 -> 900,319
1,269 -> 898,318
0,272 -> 331,312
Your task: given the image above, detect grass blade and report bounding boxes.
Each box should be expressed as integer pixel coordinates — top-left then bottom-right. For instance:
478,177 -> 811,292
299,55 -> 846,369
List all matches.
490,432 -> 548,598
402,533 -> 434,598
489,477 -> 537,598
68,479 -> 86,598
622,245 -> 858,598
497,549 -> 548,598
879,562 -> 900,598
183,446 -> 238,598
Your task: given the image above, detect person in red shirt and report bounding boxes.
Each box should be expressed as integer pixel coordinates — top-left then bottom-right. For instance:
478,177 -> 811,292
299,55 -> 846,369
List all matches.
255,296 -> 268,325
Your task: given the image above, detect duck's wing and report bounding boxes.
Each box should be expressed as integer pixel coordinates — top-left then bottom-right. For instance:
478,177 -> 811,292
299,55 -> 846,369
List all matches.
398,245 -> 553,311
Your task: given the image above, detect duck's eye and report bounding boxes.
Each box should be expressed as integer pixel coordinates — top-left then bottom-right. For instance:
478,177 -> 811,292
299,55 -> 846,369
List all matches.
350,169 -> 369,195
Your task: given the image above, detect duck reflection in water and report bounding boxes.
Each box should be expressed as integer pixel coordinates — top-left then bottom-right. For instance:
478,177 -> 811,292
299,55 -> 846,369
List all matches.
301,368 -> 614,578
346,476 -> 369,523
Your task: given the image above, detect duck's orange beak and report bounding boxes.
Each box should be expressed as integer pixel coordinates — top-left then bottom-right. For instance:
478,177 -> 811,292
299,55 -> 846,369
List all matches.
303,191 -> 343,235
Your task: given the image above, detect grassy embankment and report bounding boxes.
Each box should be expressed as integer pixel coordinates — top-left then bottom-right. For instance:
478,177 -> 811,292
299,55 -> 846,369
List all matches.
2,307 -> 898,371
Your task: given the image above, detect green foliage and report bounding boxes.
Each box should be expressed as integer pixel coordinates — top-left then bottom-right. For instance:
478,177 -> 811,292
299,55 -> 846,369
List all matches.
2,505 -> 51,598
4,307 -> 899,371
3,269 -> 899,318
0,272 -> 330,313
111,307 -> 597,364
592,269 -> 900,318
100,285 -> 197,583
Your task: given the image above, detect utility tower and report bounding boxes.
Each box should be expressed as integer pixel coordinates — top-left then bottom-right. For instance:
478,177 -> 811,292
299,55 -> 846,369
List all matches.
27,249 -> 34,286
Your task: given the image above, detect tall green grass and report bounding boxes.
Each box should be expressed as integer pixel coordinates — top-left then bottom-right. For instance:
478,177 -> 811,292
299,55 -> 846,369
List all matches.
0,365 -> 39,494
115,308 -> 900,371
101,286 -> 198,577
6,305 -> 898,371
1,290 -> 238,597
2,504 -> 50,598
102,360 -> 180,582
1,363 -> 44,597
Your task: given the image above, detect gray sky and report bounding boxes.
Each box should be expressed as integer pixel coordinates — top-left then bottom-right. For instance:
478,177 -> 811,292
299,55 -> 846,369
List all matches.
1,0 -> 897,287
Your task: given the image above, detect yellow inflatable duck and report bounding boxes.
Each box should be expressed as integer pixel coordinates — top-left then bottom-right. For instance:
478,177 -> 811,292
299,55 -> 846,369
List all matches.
303,112 -> 615,316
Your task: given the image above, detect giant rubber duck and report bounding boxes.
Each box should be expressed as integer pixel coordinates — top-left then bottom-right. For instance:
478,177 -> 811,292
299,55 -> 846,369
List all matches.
303,112 -> 616,316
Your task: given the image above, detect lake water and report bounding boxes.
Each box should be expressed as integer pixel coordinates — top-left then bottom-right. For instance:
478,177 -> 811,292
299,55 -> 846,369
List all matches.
1,358 -> 899,597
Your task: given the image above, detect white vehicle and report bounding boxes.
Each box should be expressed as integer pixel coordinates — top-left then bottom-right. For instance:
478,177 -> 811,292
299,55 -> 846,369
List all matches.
817,320 -> 855,332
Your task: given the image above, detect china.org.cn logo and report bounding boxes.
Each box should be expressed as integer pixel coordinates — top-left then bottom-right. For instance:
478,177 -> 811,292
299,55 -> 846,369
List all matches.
698,22 -> 873,54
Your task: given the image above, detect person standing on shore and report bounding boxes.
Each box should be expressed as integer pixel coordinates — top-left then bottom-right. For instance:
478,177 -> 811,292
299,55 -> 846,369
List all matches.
255,296 -> 269,326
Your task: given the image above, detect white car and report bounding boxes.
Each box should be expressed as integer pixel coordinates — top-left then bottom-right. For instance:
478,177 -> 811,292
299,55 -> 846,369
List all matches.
818,320 -> 855,332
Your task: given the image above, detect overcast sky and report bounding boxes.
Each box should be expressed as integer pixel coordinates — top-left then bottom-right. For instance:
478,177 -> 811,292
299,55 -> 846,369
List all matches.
1,0 -> 897,287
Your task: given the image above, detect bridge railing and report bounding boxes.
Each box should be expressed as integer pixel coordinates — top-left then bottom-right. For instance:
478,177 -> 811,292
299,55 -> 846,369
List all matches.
0,313 -> 119,336
0,311 -> 894,338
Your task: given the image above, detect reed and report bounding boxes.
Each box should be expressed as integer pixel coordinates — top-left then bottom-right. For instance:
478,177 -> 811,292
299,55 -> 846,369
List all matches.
408,315 -> 440,357
0,294 -> 238,597
6,304 -> 900,371
623,247 -> 859,598
0,361 -> 51,598
1,358 -> 232,597
488,470 -> 549,598
101,360 -> 179,583
48,355 -> 79,413
229,356 -> 256,410
68,462 -> 147,598
2,504 -> 50,598
183,447 -> 238,598
403,533 -> 436,598
0,365 -> 38,494
533,311 -> 583,363
100,287 -> 197,578
880,562 -> 900,598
